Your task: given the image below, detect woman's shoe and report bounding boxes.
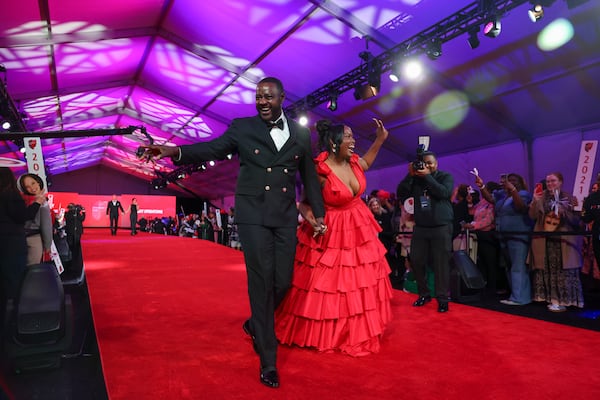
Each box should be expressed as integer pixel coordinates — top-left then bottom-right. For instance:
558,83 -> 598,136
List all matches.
500,299 -> 523,306
547,304 -> 567,312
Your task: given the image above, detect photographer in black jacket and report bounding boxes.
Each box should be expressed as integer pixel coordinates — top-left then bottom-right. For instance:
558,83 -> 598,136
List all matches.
65,203 -> 85,247
397,150 -> 454,312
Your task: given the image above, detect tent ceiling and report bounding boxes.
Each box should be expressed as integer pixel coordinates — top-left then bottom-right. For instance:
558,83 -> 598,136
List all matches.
1,0 -> 599,199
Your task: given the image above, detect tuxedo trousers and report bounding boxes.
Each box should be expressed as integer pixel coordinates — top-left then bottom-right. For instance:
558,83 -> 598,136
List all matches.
237,223 -> 297,368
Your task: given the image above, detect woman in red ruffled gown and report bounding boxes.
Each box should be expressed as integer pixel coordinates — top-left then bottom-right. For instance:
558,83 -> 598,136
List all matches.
275,118 -> 393,357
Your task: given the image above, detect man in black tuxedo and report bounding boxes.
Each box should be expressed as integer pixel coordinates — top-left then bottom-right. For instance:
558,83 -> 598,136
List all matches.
142,77 -> 326,388
106,194 -> 125,236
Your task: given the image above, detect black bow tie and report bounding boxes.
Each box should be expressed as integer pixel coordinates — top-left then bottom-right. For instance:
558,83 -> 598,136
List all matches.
266,119 -> 284,130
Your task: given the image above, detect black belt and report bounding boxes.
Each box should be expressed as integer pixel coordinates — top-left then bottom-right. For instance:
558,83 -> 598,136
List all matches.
26,230 -> 41,237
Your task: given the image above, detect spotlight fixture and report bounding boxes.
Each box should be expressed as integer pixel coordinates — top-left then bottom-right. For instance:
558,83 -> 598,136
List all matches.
151,177 -> 168,190
467,27 -> 480,49
326,92 -> 338,111
403,59 -> 424,82
528,4 -> 544,22
354,47 -> 381,101
425,38 -> 442,60
1,120 -> 11,130
353,83 -> 379,100
483,17 -> 501,38
298,113 -> 309,126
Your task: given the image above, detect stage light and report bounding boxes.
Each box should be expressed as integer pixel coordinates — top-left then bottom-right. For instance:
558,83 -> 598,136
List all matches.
528,4 -> 544,22
483,17 -> 501,38
367,66 -> 381,89
1,120 -> 11,130
326,93 -> 338,111
298,114 -> 309,126
388,61 -> 401,82
151,177 -> 167,190
425,38 -> 442,60
467,27 -> 480,49
403,59 -> 424,82
353,83 -> 379,100
354,48 -> 381,101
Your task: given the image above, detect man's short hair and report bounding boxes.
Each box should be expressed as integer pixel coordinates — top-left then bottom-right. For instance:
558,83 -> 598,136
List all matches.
259,77 -> 284,94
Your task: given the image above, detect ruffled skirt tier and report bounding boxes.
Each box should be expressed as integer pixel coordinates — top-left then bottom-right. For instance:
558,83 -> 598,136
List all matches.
275,201 -> 393,356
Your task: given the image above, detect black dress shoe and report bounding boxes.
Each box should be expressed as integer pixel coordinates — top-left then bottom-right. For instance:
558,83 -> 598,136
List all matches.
260,368 -> 280,388
413,296 -> 432,307
438,302 -> 449,313
243,320 -> 259,354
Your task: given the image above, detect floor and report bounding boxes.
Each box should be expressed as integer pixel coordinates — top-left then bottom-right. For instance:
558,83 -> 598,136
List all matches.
1,262 -> 598,400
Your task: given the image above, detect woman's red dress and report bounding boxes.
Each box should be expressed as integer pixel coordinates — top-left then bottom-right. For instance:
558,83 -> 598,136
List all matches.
275,152 -> 393,356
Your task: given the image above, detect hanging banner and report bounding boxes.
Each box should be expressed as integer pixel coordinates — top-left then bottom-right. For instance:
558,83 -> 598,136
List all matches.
23,137 -> 47,184
573,140 -> 597,211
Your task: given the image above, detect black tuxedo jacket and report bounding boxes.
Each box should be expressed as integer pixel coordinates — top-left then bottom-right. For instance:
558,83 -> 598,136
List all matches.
106,201 -> 124,218
177,115 -> 324,227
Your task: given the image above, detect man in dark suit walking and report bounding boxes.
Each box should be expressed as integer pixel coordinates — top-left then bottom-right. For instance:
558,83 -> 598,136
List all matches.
142,77 -> 326,388
106,194 -> 125,236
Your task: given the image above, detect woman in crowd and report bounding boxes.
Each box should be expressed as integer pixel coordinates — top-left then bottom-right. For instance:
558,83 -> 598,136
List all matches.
368,197 -> 401,284
529,172 -> 584,312
275,118 -> 393,356
451,183 -> 472,243
480,172 -> 532,305
0,168 -> 45,313
18,173 -> 53,266
126,197 -> 139,236
464,180 -> 505,293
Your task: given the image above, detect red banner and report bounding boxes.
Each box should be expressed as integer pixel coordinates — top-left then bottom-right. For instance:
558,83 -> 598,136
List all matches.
47,193 -> 176,228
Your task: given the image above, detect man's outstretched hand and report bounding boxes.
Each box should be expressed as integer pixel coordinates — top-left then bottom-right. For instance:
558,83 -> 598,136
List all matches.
136,145 -> 179,162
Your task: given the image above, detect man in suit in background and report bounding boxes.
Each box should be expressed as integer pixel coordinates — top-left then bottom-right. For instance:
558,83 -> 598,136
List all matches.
142,77 -> 326,389
106,194 -> 124,236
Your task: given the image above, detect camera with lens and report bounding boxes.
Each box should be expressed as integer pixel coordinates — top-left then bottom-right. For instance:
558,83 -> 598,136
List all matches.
411,144 -> 427,170
412,160 -> 425,170
68,203 -> 85,215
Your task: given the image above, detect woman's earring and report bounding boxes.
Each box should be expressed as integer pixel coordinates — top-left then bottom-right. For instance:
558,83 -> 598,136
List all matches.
332,144 -> 336,154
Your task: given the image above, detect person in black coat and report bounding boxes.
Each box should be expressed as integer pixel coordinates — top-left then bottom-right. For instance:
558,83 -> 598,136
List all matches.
106,194 -> 124,236
141,77 -> 326,388
126,198 -> 138,236
397,150 -> 454,313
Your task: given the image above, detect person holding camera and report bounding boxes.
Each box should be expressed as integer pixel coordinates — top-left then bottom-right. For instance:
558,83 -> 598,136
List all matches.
65,203 -> 85,252
397,149 -> 454,313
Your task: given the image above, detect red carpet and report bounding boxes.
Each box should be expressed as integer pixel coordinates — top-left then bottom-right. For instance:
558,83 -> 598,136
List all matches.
82,229 -> 600,400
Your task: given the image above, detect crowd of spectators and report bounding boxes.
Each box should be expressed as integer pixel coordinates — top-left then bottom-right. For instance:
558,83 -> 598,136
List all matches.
363,169 -> 599,313
136,206 -> 241,250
